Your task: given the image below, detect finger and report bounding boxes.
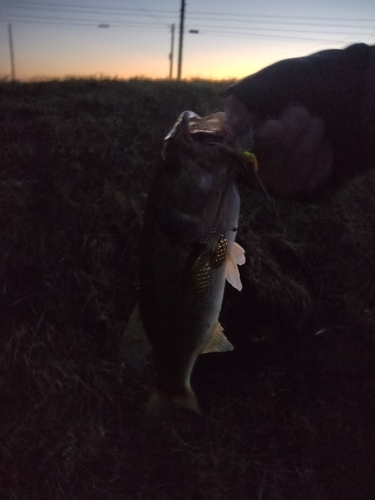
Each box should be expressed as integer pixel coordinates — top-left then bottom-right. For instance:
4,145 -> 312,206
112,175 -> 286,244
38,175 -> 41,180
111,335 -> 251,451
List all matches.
253,111 -> 333,197
254,106 -> 311,163
286,116 -> 331,194
255,118 -> 286,149
272,116 -> 333,196
223,94 -> 256,145
253,115 -> 298,192
252,120 -> 288,192
278,106 -> 311,151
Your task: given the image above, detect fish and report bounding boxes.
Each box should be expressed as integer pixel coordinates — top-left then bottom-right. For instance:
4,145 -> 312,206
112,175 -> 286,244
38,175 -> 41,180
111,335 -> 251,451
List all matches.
138,111 -> 245,416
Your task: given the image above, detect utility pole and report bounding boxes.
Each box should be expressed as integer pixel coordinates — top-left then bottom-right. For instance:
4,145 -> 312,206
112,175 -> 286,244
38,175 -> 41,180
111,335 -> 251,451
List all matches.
169,24 -> 175,79
8,23 -> 15,82
177,0 -> 185,80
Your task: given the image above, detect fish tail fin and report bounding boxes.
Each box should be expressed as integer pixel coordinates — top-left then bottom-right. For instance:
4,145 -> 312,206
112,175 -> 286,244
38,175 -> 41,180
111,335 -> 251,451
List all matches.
147,387 -> 201,419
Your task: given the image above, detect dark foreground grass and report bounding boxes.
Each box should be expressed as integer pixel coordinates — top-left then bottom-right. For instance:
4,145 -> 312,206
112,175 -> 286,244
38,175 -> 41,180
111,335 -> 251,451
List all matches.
0,78 -> 374,500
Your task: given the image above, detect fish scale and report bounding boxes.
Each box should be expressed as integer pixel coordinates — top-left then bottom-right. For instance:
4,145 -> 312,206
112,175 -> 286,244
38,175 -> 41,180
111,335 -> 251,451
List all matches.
211,234 -> 228,268
192,234 -> 227,295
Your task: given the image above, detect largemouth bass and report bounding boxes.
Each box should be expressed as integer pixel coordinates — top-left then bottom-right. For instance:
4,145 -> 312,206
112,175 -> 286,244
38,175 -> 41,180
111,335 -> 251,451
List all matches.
139,111 -> 245,415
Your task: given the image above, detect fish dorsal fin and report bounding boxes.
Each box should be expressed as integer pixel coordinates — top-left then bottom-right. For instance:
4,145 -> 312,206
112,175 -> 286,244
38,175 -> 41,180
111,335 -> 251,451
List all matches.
201,322 -> 234,354
225,241 -> 245,291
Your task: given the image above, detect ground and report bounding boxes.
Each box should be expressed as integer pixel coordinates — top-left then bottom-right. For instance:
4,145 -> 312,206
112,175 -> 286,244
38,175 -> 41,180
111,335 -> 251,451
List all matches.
0,78 -> 374,500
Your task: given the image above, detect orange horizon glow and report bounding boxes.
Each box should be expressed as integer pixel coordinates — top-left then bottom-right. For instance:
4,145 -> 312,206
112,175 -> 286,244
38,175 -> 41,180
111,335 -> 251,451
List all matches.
0,41 -> 284,82
1,33 -> 273,82
0,19 -> 368,83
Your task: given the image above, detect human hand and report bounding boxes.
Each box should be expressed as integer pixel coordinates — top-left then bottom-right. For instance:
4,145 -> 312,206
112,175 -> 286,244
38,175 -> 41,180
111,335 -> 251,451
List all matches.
225,96 -> 333,197
224,43 -> 373,197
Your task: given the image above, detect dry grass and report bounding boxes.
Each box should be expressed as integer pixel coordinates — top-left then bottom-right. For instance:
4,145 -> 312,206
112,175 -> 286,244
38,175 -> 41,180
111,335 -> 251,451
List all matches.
0,78 -> 374,500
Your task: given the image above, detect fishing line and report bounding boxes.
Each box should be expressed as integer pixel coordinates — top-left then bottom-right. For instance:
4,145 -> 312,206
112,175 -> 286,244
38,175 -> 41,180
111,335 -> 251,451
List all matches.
240,150 -> 279,218
255,171 -> 279,218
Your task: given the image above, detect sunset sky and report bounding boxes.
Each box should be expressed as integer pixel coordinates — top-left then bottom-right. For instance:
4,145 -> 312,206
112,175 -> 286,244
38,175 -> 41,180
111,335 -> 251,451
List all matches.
0,0 -> 374,81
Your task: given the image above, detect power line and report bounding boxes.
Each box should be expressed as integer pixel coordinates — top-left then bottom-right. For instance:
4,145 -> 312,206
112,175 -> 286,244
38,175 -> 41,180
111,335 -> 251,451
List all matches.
198,31 -> 363,44
2,2 -> 373,35
4,18 -> 369,47
3,19 -> 169,31
3,8 -> 372,41
4,13 -> 169,27
186,17 -> 375,30
4,19 -> 371,45
4,6 -> 176,19
127,0 -> 171,25
1,1 -> 171,10
2,19 -> 109,28
5,13 -> 371,39
1,2 -> 177,28
5,8 -> 373,34
1,2 -> 177,16
4,16 -> 176,29
188,10 -> 375,23
186,25 -> 372,37
2,1 -> 373,75
3,2 -> 374,24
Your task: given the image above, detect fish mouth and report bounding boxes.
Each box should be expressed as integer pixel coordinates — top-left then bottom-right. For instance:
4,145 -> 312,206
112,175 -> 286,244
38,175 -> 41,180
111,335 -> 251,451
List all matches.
164,110 -> 226,156
165,110 -> 257,180
190,131 -> 224,145
164,110 -> 226,140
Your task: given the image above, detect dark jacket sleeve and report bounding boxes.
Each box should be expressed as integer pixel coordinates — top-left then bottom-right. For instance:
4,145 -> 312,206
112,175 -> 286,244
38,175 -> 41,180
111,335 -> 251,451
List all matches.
225,44 -> 374,188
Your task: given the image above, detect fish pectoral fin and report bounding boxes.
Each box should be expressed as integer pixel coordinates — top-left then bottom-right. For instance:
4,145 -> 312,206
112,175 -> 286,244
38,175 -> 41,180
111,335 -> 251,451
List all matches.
120,303 -> 151,372
225,242 -> 246,291
201,322 -> 234,354
231,241 -> 246,266
225,253 -> 242,291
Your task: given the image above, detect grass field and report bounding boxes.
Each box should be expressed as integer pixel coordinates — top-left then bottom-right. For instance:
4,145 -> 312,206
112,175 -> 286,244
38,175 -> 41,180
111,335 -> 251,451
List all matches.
1,78 -> 374,500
